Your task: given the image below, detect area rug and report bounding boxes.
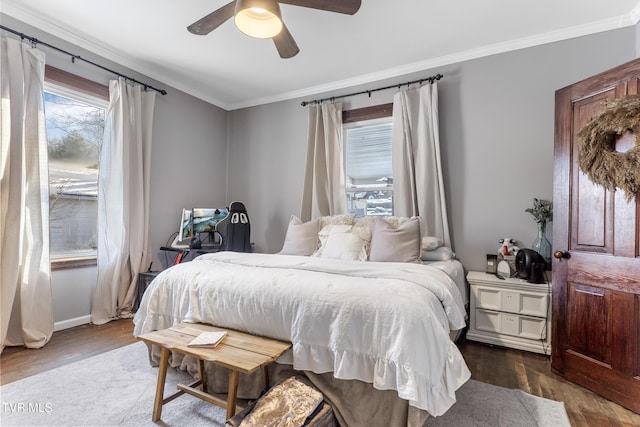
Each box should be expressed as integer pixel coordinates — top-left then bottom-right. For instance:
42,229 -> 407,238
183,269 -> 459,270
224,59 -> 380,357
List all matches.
1,342 -> 570,426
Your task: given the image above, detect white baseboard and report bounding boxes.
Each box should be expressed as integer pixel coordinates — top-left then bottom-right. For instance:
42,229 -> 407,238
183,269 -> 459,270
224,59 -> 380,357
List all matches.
54,315 -> 92,332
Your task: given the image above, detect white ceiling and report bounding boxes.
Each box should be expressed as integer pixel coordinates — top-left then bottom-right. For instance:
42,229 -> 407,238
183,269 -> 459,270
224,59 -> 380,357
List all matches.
2,0 -> 640,110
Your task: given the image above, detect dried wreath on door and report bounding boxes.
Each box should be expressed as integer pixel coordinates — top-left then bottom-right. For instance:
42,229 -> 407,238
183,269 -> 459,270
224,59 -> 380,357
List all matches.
577,94 -> 640,201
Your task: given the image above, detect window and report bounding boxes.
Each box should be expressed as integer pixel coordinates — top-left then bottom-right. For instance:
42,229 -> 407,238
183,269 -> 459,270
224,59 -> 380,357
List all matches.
44,67 -> 108,261
344,117 -> 393,218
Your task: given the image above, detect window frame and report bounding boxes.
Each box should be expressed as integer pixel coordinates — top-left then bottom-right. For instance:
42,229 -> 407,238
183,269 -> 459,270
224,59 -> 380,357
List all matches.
44,66 -> 108,270
342,104 -> 394,218
342,103 -> 393,124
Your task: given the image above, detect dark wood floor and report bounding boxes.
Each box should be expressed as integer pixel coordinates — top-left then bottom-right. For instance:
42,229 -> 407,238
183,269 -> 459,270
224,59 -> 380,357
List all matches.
0,319 -> 138,385
1,319 -> 639,426
457,338 -> 640,427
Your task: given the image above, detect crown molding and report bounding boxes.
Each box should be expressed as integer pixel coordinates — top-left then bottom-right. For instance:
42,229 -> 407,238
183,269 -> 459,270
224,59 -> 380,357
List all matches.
3,0 -> 639,111
230,11 -> 640,110
0,0 -> 231,109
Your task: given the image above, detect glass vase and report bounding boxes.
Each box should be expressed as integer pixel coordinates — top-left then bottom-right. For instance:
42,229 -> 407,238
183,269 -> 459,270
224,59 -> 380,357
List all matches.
531,221 -> 552,269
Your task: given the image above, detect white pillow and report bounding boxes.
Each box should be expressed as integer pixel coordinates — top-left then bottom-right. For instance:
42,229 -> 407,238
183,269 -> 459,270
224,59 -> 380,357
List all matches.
314,224 -> 368,261
278,216 -> 320,256
369,217 -> 421,263
420,246 -> 455,261
421,236 -> 443,251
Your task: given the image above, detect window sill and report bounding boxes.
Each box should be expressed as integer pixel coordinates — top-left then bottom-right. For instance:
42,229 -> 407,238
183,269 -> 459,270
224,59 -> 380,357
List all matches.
51,256 -> 97,271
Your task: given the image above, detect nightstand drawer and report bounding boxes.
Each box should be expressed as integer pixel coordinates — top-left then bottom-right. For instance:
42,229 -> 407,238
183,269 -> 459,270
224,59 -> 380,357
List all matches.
466,271 -> 552,355
475,309 -> 548,340
474,286 -> 549,317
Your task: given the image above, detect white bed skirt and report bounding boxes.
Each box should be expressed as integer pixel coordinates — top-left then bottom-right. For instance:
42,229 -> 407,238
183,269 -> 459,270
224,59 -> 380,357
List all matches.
145,340 -> 467,427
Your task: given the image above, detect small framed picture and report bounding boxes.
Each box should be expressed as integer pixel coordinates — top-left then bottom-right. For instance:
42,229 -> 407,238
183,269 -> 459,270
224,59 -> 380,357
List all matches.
486,254 -> 498,274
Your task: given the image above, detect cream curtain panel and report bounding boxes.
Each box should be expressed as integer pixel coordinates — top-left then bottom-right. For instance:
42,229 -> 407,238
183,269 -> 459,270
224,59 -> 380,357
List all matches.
392,83 -> 451,247
301,103 -> 347,221
0,37 -> 54,353
91,78 -> 156,325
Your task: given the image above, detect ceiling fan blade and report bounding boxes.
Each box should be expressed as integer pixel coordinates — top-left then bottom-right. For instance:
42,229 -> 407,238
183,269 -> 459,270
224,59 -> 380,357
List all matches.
273,23 -> 299,59
278,0 -> 361,15
187,1 -> 237,35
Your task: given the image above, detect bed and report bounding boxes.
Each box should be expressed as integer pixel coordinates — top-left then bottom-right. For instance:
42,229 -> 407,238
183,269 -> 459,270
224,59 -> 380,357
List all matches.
133,215 -> 471,427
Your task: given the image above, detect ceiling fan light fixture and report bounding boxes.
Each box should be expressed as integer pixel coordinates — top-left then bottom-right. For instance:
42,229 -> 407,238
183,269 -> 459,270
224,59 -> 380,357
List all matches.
234,0 -> 283,39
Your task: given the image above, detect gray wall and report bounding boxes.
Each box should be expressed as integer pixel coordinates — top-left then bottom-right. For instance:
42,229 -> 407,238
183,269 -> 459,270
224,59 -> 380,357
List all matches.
148,86 -> 229,266
228,101 -> 308,252
2,15 -> 230,329
229,27 -> 638,272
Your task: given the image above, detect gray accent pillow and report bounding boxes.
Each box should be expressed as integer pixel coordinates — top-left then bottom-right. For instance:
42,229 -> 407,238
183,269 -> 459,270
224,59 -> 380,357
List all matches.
369,217 -> 421,263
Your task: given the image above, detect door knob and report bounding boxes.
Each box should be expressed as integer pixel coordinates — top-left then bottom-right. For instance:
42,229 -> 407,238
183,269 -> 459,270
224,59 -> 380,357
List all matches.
553,250 -> 569,261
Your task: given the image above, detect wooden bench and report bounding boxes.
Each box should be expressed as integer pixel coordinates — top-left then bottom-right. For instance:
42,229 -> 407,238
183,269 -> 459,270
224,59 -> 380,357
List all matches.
137,322 -> 291,421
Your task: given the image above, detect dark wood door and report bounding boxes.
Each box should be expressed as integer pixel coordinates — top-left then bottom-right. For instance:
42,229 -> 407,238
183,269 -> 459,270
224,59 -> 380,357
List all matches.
552,58 -> 640,413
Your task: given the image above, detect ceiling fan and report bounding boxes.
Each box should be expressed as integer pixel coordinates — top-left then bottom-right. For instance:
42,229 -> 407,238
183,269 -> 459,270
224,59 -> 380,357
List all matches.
187,0 -> 361,59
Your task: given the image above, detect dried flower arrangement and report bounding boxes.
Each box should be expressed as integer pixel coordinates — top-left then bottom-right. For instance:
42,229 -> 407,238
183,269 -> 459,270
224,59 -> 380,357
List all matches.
525,198 -> 553,224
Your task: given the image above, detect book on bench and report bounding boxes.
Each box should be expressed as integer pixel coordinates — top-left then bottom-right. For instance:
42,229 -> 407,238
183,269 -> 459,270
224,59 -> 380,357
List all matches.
187,331 -> 227,348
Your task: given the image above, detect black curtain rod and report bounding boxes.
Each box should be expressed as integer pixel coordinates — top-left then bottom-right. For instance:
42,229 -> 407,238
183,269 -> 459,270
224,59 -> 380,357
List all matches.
0,24 -> 168,96
300,73 -> 443,107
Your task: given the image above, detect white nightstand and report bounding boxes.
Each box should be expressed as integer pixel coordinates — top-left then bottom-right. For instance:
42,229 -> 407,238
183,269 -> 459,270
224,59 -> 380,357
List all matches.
466,271 -> 551,355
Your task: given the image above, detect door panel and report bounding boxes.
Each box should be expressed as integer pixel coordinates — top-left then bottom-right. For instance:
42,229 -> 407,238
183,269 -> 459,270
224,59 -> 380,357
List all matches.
567,283 -> 610,364
553,57 -> 640,414
571,91 -> 615,254
614,183 -> 639,258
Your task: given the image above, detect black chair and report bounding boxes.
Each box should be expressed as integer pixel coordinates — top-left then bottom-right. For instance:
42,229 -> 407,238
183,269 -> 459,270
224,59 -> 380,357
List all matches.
219,201 -> 251,252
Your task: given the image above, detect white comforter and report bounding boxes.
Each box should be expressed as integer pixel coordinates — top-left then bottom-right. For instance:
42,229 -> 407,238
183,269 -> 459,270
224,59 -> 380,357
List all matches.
133,252 -> 471,416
